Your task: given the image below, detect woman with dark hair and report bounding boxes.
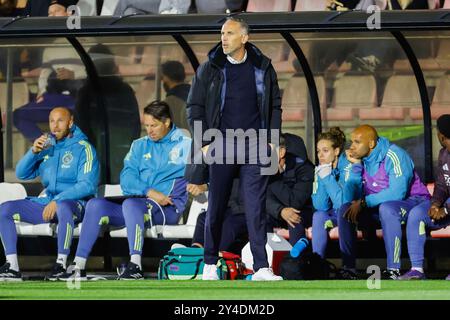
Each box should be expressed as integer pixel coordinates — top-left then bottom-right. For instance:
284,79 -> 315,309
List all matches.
311,127 -> 363,279
60,100 -> 191,281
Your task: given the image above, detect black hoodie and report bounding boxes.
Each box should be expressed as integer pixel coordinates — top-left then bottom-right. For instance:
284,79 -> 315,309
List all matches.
266,133 -> 315,220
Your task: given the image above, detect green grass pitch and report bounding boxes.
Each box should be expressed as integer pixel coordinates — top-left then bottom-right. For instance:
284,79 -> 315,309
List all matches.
0,280 -> 449,300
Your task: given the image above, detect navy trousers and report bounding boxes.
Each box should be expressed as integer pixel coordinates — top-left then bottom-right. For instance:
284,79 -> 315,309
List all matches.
204,163 -> 269,271
193,210 -> 248,254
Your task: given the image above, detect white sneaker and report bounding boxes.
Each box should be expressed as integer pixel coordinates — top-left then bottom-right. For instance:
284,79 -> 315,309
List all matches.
252,268 -> 283,281
202,264 -> 219,280
171,243 -> 186,250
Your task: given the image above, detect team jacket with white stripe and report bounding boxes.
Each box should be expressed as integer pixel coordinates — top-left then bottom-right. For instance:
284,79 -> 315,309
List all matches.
120,125 -> 191,199
361,136 -> 429,208
15,125 -> 99,205
312,153 -> 363,212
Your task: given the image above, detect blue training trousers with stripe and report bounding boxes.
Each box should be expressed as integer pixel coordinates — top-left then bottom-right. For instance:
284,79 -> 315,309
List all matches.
337,196 -> 428,270
0,199 -> 84,255
406,199 -> 450,269
75,197 -> 179,259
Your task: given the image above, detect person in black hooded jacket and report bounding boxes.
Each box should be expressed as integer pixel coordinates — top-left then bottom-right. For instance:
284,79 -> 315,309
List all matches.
266,133 -> 315,246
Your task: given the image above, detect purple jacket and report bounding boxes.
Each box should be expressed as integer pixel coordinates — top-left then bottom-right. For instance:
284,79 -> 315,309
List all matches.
432,147 -> 450,211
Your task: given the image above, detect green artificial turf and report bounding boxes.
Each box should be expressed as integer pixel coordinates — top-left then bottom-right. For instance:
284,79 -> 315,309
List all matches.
0,280 -> 449,300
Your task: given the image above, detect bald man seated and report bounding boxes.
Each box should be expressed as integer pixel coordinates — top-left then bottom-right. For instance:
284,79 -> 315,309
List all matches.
0,107 -> 99,281
338,125 -> 430,280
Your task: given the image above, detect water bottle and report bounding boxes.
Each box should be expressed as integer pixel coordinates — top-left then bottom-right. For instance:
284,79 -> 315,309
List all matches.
42,133 -> 56,150
290,238 -> 309,258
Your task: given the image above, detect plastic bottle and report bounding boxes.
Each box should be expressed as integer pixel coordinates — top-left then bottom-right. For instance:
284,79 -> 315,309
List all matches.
290,238 -> 309,258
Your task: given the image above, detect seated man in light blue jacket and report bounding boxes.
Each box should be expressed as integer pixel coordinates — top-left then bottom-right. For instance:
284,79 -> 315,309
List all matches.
0,107 -> 99,281
60,100 -> 191,281
342,125 -> 430,280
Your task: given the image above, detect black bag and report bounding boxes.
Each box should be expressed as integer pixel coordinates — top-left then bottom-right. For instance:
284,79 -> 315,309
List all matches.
279,249 -> 337,280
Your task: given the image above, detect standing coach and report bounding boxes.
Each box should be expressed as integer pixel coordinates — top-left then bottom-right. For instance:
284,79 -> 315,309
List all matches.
186,17 -> 282,281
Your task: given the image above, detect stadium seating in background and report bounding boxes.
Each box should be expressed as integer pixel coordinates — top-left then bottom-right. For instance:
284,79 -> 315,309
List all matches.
410,74 -> 450,120
134,79 -> 156,121
359,75 -> 416,120
189,43 -> 215,64
393,40 -> 449,72
282,76 -> 326,121
325,75 -> 377,121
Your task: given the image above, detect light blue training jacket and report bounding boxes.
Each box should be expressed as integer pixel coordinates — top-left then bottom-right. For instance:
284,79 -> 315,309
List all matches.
312,153 -> 363,212
16,125 -> 99,206
120,125 -> 191,201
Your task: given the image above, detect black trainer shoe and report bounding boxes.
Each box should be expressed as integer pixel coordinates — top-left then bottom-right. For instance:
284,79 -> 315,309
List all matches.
46,263 -> 66,281
382,269 -> 401,280
58,263 -> 87,281
117,262 -> 144,280
0,262 -> 22,282
337,268 -> 358,280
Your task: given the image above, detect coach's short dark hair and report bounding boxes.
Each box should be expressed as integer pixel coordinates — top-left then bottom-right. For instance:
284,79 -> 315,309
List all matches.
144,100 -> 173,122
161,60 -> 186,83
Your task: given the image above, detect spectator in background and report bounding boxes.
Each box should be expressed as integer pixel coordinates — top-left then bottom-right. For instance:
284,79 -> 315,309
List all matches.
74,44 -> 140,184
161,60 -> 190,131
13,0 -> 85,142
23,0 -> 51,16
0,0 -> 19,16
194,0 -> 246,13
159,0 -> 191,14
328,0 -> 430,10
100,0 -> 120,15
113,0 -> 190,15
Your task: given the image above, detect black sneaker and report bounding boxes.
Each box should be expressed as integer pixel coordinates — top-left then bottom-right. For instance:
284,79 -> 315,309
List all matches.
117,262 -> 144,280
337,268 -> 358,280
58,263 -> 87,281
46,263 -> 66,281
382,269 -> 401,280
0,262 -> 22,282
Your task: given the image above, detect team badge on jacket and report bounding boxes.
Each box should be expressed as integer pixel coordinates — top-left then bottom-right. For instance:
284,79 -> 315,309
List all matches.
62,151 -> 74,168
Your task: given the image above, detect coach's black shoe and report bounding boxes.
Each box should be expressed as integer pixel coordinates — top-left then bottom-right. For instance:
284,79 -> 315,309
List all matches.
46,263 -> 66,281
337,268 -> 358,280
58,263 -> 87,281
117,262 -> 144,280
382,269 -> 401,280
0,262 -> 22,282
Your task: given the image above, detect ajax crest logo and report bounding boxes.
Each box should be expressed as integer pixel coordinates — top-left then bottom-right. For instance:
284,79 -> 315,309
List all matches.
62,151 -> 74,169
